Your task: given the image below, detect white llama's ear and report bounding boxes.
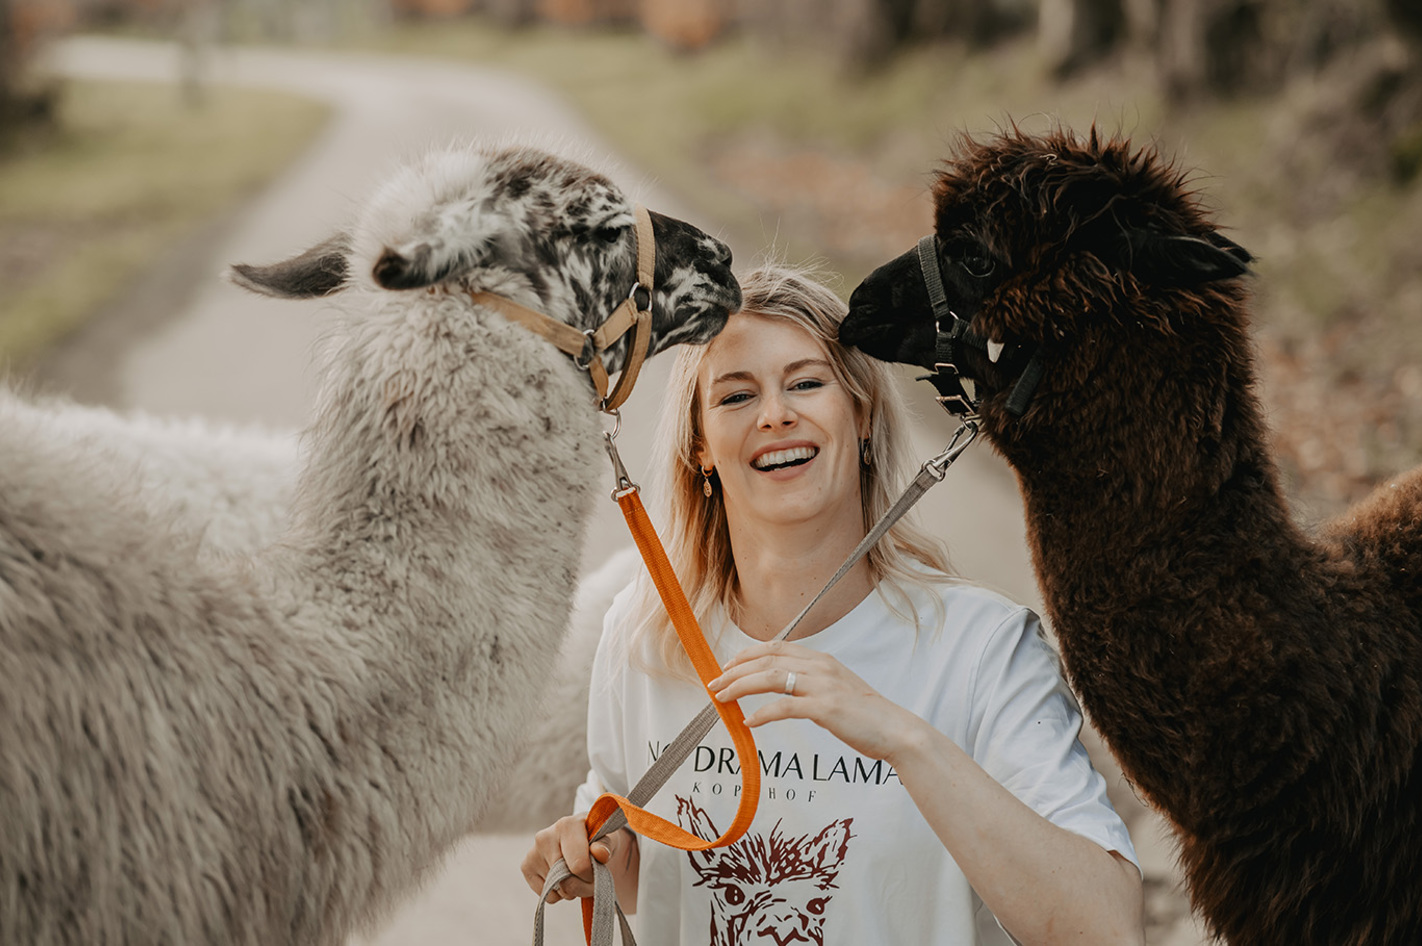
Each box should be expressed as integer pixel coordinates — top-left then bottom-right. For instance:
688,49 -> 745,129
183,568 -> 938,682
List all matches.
229,233 -> 352,299
370,242 -> 468,291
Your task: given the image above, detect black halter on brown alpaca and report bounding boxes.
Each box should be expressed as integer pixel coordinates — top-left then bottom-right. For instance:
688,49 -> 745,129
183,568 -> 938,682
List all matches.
842,126 -> 1422,946
913,233 -> 1044,417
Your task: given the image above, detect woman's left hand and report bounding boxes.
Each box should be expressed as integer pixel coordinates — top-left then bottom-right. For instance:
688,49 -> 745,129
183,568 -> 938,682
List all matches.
709,641 -> 926,763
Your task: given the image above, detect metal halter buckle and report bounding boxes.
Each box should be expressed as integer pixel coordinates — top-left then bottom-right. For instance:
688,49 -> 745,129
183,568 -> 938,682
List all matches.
923,419 -> 980,479
573,329 -> 598,371
600,410 -> 639,499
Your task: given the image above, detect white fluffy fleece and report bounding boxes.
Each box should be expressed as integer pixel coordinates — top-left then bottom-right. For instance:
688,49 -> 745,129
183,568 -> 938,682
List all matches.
0,141 -> 738,946
0,389 -> 628,836
0,298 -> 601,946
474,545 -> 641,831
0,391 -> 298,556
0,386 -> 631,830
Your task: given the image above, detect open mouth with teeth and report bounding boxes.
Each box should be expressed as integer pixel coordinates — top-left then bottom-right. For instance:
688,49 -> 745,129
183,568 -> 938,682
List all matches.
752,446 -> 819,472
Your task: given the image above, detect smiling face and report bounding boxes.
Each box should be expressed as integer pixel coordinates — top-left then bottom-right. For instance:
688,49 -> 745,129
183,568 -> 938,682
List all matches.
694,312 -> 868,534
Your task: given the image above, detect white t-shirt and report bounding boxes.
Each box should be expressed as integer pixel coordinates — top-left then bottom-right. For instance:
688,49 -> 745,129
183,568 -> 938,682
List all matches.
574,575 -> 1138,946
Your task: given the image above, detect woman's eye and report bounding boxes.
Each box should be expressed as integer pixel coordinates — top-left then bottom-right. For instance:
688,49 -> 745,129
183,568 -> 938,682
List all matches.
791,379 -> 824,392
719,392 -> 752,406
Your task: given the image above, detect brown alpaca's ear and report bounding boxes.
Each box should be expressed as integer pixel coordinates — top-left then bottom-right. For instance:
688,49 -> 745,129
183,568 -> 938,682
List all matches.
1116,229 -> 1253,288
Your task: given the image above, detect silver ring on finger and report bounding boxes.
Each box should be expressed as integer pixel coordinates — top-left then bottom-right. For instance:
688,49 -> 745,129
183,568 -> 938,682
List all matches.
783,670 -> 797,695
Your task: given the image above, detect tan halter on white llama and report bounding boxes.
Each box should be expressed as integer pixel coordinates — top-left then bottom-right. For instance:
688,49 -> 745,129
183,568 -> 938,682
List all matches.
469,204 -> 656,413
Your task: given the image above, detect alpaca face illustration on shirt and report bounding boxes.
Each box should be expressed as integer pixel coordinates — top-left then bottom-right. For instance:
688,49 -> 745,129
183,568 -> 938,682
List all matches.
677,796 -> 853,946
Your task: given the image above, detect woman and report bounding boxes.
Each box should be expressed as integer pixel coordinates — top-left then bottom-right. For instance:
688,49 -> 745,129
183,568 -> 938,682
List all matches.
523,265 -> 1144,945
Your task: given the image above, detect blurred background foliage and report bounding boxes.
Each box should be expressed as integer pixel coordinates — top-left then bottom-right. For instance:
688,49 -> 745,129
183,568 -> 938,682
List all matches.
0,80 -> 326,359
1,0 -> 1420,516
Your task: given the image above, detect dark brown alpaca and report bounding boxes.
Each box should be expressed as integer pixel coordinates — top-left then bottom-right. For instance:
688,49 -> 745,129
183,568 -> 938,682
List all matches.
840,127 -> 1422,946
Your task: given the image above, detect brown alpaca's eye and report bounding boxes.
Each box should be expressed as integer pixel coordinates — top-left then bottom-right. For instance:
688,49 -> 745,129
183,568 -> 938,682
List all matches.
807,897 -> 829,915
961,252 -> 995,279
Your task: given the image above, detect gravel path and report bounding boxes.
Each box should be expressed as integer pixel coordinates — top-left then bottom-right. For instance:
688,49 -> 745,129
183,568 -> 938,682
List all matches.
36,36 -> 1207,945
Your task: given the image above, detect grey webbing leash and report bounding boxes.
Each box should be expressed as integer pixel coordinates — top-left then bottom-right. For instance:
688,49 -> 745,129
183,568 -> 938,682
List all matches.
533,420 -> 980,946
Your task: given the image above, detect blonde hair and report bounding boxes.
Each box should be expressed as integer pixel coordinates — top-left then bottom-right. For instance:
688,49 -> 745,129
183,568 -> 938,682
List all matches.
626,263 -> 953,679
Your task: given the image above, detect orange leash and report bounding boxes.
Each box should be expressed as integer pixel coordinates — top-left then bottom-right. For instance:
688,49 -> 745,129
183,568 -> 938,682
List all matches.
575,436 -> 762,943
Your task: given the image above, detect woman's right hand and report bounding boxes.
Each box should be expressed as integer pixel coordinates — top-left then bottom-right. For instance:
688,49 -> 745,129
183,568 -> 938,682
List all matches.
521,814 -> 623,903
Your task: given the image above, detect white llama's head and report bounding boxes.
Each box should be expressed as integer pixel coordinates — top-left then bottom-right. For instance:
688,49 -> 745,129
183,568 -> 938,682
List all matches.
678,796 -> 853,946
230,143 -> 740,375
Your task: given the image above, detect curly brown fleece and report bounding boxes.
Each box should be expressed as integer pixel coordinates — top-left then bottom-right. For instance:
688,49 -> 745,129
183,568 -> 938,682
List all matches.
843,126 -> 1422,946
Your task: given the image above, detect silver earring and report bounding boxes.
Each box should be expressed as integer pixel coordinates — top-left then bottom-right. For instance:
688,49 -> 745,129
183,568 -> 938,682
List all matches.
860,438 -> 872,467
701,467 -> 715,497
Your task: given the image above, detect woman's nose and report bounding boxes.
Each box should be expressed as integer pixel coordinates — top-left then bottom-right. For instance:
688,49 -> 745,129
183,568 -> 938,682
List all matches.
758,391 -> 796,429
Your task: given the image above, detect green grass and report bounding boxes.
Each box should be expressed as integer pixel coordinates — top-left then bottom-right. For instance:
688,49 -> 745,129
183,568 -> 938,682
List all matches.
0,79 -> 329,363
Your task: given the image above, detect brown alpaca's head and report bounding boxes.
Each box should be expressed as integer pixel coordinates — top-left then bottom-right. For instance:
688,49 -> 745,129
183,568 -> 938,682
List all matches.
841,126 -> 1254,442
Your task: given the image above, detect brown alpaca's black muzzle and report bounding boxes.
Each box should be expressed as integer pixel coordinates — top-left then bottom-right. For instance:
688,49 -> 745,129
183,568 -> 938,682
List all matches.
844,237 -> 1045,418
841,247 -> 940,369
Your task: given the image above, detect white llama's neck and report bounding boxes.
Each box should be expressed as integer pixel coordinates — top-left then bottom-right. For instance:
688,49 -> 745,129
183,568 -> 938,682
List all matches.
288,294 -> 603,580
255,294 -> 607,912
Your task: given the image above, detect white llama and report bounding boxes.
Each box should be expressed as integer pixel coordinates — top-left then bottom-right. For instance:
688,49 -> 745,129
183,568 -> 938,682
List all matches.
0,142 -> 740,946
0,392 -> 298,556
0,392 -> 624,834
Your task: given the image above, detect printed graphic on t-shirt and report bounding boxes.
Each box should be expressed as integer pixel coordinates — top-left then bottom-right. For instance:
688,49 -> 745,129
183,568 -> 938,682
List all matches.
677,796 -> 854,946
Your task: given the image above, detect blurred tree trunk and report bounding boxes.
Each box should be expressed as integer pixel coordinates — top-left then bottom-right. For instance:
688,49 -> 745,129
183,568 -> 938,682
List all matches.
1377,0 -> 1422,181
179,0 -> 219,107
1157,0 -> 1393,103
1384,0 -> 1422,51
730,0 -> 902,67
0,0 -> 51,141
732,0 -> 1033,69
915,0 -> 1031,44
1038,0 -> 1124,75
0,0 -> 15,132
833,0 -> 916,68
1155,0 -> 1251,101
484,0 -> 537,26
